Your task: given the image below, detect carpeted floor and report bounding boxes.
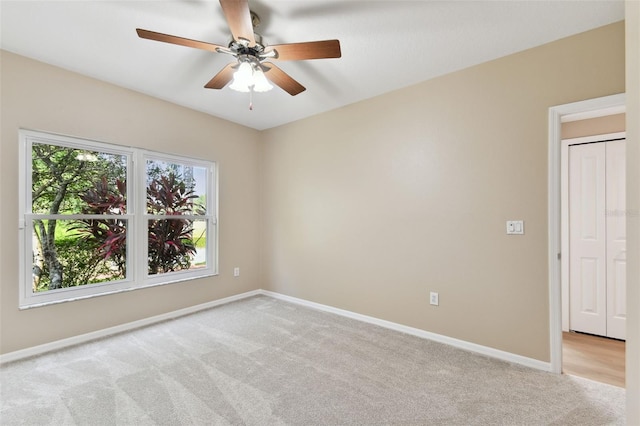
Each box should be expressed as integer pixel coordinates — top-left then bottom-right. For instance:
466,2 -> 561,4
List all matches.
0,295 -> 625,425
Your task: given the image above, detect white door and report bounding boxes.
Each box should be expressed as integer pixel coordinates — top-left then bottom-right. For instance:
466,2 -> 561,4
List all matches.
569,143 -> 607,336
568,139 -> 626,339
605,140 -> 626,340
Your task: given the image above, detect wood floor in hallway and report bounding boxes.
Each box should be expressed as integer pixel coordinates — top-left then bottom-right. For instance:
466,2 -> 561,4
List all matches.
562,331 -> 625,388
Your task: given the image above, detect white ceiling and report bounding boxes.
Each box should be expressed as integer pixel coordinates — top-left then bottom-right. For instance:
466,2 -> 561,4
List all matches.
1,1 -> 624,131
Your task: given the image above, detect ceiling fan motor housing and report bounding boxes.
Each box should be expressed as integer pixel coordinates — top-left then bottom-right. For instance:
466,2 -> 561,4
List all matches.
227,11 -> 266,59
228,35 -> 266,59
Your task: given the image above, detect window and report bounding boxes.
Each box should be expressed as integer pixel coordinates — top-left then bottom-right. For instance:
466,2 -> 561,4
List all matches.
19,130 -> 217,308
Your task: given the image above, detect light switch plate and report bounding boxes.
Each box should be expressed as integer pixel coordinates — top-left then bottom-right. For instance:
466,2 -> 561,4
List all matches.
506,220 -> 524,235
430,292 -> 439,306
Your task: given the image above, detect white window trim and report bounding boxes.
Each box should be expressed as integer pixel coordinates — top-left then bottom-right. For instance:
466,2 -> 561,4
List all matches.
19,129 -> 218,309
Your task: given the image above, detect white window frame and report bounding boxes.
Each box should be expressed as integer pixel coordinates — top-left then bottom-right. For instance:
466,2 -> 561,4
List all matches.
141,151 -> 218,287
19,129 -> 218,309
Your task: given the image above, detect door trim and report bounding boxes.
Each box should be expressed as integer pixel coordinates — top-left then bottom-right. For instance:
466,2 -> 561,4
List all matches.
548,93 -> 625,374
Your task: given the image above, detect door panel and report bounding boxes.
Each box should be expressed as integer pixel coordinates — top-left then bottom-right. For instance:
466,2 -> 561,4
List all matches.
569,143 -> 607,336
606,139 -> 626,339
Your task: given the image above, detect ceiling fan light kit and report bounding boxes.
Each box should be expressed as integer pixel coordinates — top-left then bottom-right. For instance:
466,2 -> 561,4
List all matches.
136,0 -> 341,109
228,55 -> 273,93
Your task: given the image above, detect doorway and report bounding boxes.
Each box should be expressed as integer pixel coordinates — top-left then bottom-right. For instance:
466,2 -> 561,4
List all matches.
560,133 -> 626,387
547,93 -> 626,376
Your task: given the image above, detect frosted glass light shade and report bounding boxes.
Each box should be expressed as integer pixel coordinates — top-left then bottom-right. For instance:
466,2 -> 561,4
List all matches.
229,62 -> 254,92
229,79 -> 251,92
252,69 -> 273,92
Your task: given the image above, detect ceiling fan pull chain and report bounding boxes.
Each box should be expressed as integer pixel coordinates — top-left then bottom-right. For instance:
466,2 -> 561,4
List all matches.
249,87 -> 254,111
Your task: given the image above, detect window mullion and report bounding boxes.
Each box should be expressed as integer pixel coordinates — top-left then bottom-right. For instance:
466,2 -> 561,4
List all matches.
134,150 -> 146,286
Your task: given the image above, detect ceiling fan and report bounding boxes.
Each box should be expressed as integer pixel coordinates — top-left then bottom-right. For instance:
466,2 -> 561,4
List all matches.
136,0 -> 341,100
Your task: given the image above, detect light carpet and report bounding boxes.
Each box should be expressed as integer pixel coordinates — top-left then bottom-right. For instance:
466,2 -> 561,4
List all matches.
0,295 -> 625,425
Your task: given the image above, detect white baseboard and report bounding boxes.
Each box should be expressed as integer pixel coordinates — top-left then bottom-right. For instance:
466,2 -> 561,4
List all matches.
260,290 -> 553,372
0,290 -> 262,365
1,288 -> 552,373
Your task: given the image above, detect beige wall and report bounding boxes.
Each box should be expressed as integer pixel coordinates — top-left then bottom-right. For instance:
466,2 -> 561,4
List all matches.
0,51 -> 262,354
260,22 -> 625,362
561,113 -> 625,139
625,1 -> 640,422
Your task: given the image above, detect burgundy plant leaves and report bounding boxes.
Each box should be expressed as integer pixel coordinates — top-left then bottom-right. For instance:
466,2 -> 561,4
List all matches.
74,172 -> 199,275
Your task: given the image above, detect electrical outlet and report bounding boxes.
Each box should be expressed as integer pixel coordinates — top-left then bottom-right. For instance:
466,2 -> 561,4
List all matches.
233,267 -> 240,277
430,292 -> 439,306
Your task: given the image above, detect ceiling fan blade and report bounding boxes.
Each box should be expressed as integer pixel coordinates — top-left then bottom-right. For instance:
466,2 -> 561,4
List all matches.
136,29 -> 226,53
268,40 -> 341,61
204,63 -> 237,89
219,0 -> 256,46
261,62 -> 306,96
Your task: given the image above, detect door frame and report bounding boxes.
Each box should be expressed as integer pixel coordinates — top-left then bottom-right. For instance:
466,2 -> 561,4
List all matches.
548,93 -> 625,374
